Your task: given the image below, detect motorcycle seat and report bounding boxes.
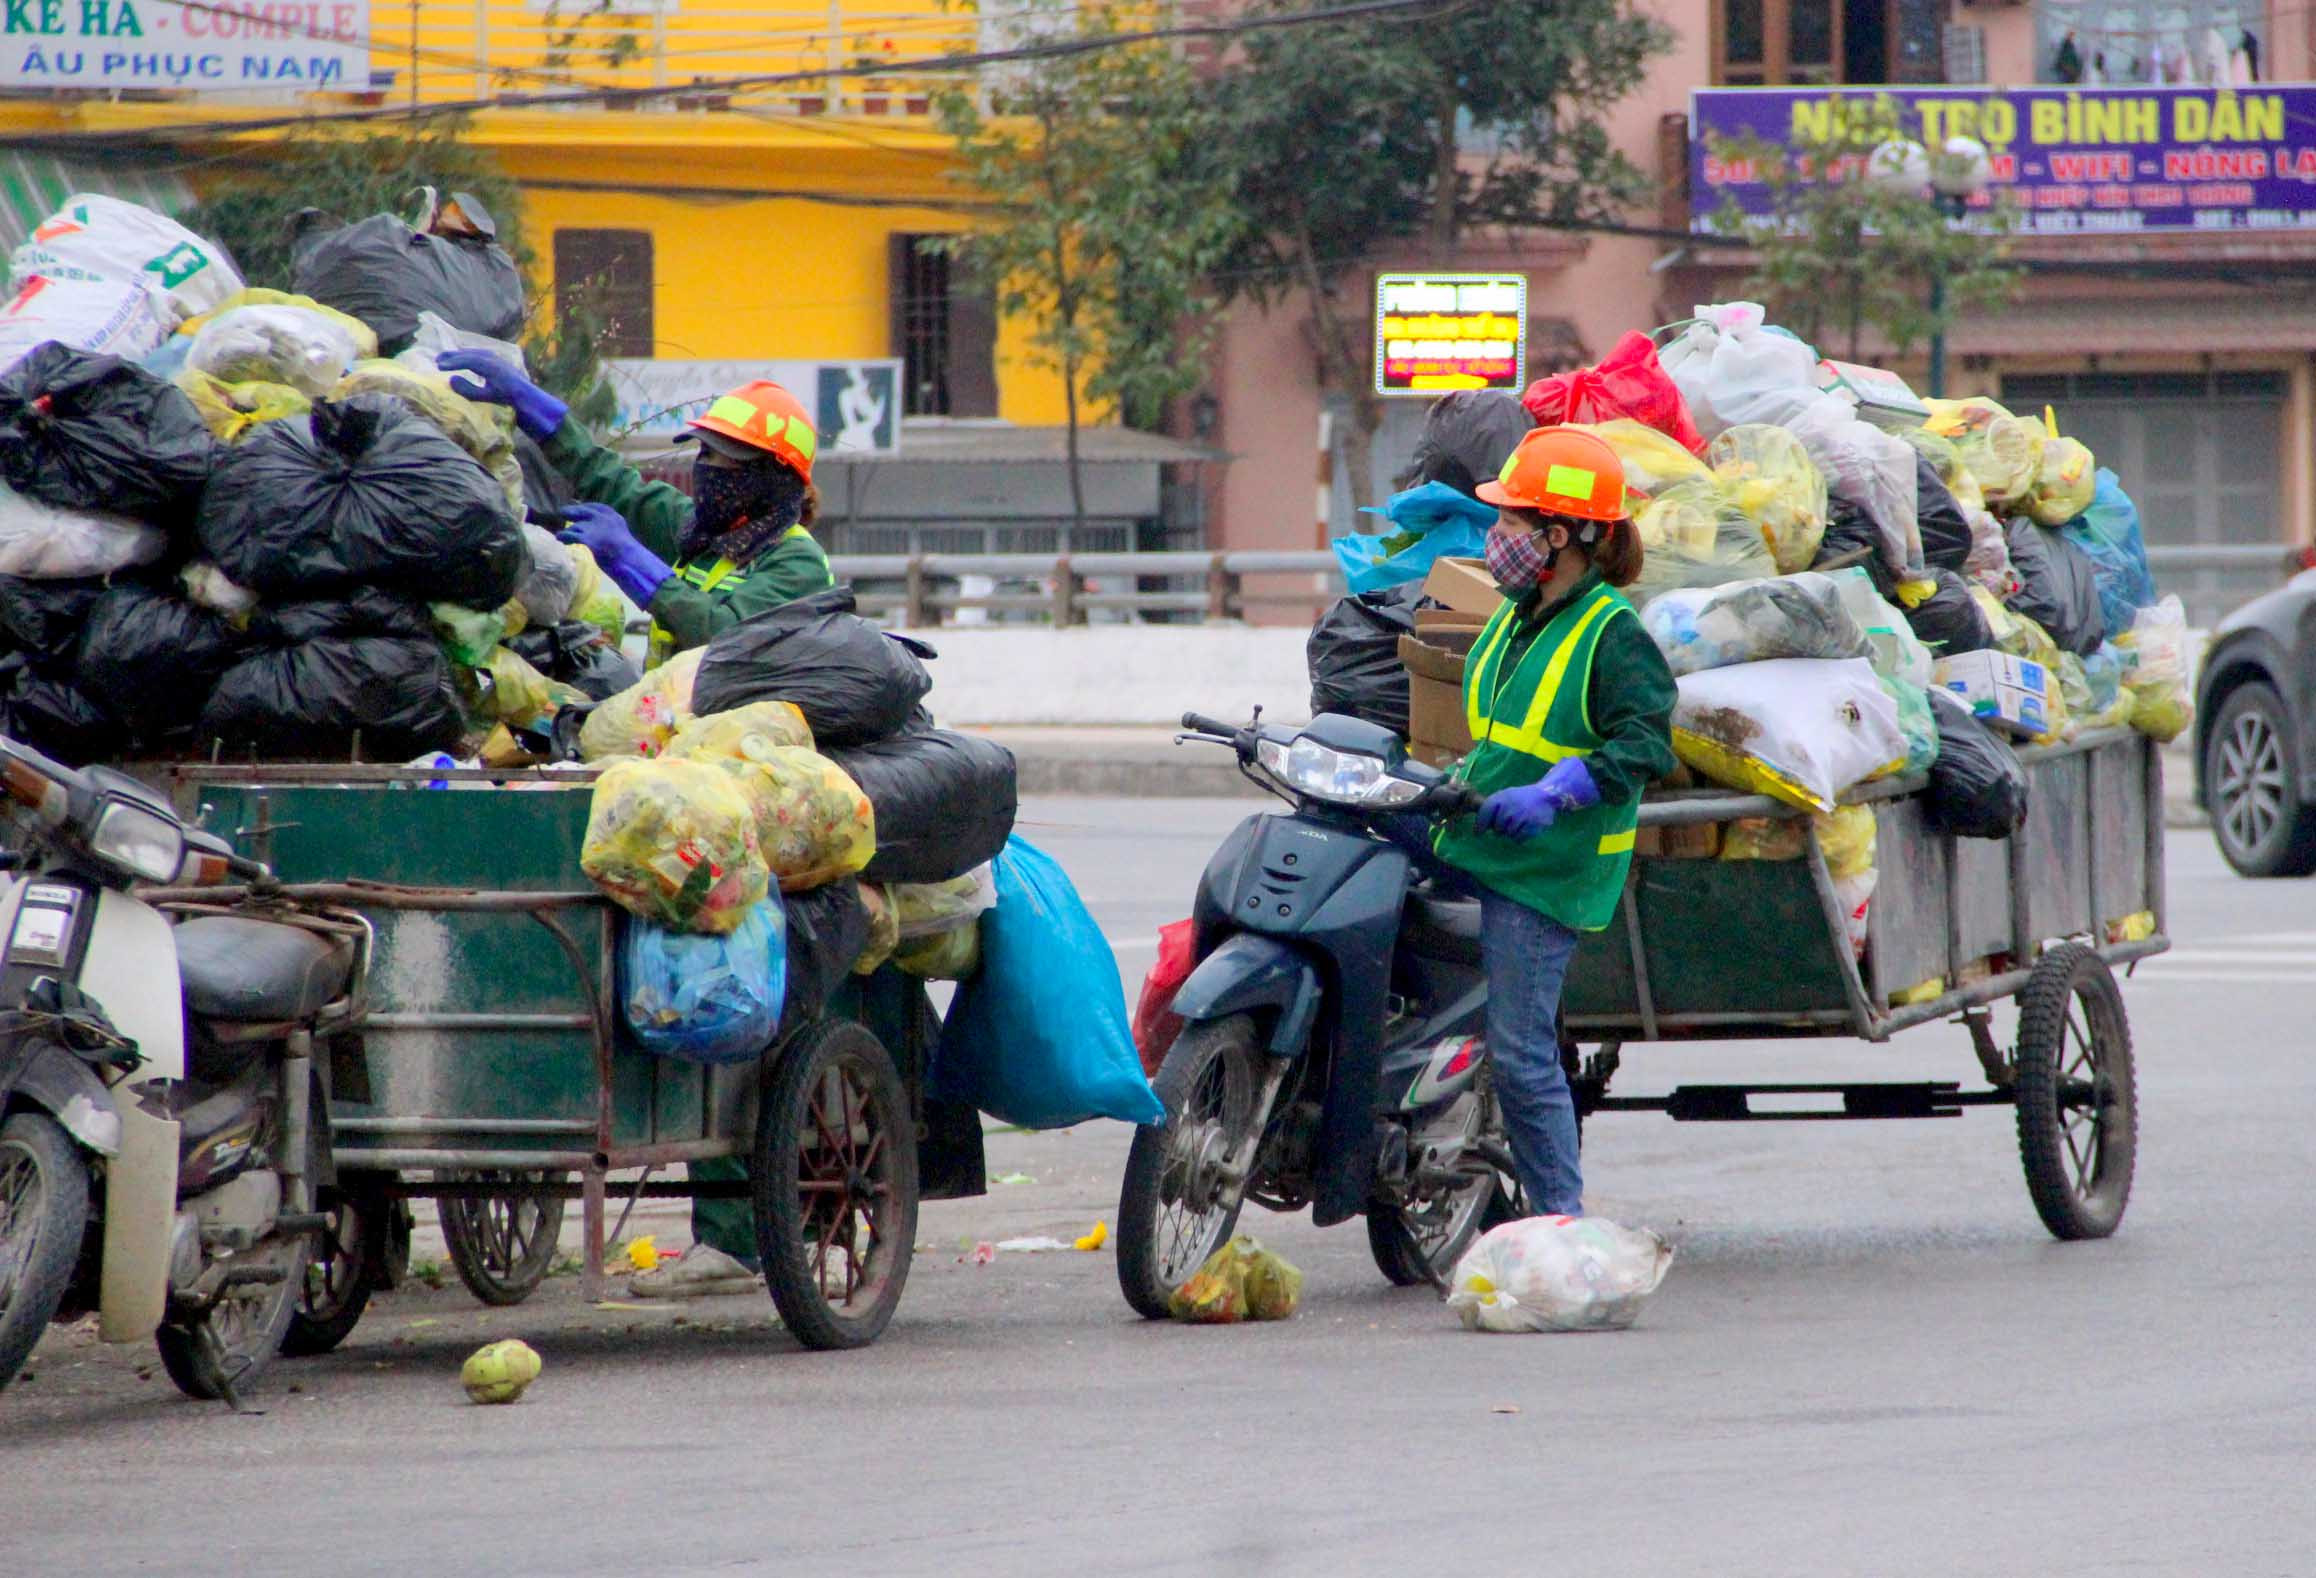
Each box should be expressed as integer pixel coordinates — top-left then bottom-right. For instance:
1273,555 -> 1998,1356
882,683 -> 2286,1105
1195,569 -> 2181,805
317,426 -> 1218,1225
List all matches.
175,915 -> 352,1023
1402,890 -> 1483,965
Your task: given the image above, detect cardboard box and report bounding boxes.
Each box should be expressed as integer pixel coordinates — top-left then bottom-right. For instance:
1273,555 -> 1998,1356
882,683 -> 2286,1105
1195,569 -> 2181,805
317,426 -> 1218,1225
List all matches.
1419,556 -> 1504,617
1413,607 -> 1488,639
1635,822 -> 1721,859
1933,650 -> 2052,738
1398,631 -> 1474,765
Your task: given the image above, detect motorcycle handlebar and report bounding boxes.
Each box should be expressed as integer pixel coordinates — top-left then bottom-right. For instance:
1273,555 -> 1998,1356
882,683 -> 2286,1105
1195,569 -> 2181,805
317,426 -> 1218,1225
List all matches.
1179,711 -> 1238,738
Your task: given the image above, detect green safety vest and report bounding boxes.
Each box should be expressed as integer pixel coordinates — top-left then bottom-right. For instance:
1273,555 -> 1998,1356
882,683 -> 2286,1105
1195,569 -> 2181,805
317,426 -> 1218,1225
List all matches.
644,526 -> 814,666
1432,580 -> 1643,932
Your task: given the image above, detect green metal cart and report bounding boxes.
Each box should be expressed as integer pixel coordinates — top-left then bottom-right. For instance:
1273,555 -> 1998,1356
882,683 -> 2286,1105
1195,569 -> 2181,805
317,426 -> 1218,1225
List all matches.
153,761 -> 968,1351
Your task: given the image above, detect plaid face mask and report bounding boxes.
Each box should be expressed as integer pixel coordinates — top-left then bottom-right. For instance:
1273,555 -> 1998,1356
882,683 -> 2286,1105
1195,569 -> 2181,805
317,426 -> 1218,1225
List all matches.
1484,521 -> 1553,591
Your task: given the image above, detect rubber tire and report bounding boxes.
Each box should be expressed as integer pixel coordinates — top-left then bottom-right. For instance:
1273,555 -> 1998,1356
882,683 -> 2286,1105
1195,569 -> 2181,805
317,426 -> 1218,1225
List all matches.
751,1018 -> 918,1352
0,1111 -> 91,1392
2015,943 -> 2137,1241
1116,1015 -> 1260,1321
282,1188 -> 374,1358
441,1175 -> 566,1307
154,1230 -> 310,1401
2204,682 -> 2316,877
1366,1170 -> 1499,1288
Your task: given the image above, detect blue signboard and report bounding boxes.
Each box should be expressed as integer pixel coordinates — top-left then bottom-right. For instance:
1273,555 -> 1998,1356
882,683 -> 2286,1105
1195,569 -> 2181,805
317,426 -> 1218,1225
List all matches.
1692,85 -> 2316,236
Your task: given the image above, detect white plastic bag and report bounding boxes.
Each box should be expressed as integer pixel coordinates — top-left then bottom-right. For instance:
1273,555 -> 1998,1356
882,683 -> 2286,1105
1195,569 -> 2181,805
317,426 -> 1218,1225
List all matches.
1672,656 -> 1909,813
1658,303 -> 1821,439
1640,571 -> 1867,676
1744,388 -> 1921,572
0,481 -> 166,577
9,194 -> 243,320
0,275 -> 171,371
400,311 -> 528,378
185,303 -> 361,398
1447,1215 -> 1674,1333
1827,567 -> 1934,688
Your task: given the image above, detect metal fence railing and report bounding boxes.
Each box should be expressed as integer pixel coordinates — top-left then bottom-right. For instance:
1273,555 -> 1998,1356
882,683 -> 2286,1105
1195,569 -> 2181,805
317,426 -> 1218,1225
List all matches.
830,542 -> 2306,629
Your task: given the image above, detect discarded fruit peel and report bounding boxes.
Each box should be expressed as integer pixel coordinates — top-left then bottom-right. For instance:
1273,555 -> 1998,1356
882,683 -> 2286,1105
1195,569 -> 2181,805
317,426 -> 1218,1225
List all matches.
461,1338 -> 543,1404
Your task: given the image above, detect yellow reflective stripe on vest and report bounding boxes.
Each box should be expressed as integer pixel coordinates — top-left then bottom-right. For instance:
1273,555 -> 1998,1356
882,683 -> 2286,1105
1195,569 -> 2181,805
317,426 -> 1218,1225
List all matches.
686,556 -> 745,592
1597,828 -> 1636,855
1461,602 -> 1519,744
1476,595 -> 1621,762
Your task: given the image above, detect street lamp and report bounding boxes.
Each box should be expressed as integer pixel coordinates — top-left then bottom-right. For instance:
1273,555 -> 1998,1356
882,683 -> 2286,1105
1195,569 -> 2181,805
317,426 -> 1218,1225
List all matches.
1867,134 -> 1993,397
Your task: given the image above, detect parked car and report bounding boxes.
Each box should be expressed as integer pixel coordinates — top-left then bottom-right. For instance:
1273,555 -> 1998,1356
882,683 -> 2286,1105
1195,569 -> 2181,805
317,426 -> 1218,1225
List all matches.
2195,569 -> 2316,875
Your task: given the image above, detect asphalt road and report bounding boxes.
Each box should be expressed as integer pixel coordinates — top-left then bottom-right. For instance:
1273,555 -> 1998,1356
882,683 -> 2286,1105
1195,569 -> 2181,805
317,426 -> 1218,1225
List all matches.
4,802 -> 2313,1577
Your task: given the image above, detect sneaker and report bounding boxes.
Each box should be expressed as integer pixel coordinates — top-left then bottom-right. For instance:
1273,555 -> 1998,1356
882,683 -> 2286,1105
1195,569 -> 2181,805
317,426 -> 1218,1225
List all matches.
626,1243 -> 762,1299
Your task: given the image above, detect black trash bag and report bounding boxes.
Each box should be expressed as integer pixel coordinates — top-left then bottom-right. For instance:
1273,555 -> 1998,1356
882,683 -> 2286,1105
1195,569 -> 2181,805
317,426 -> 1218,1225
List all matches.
200,635 -> 464,760
1393,390 -> 1533,498
1898,568 -> 1994,659
0,575 -> 108,661
2004,519 -> 2104,656
1309,583 -> 1424,731
0,655 -> 121,765
690,586 -> 935,746
73,584 -> 244,737
1809,497 -> 1900,597
198,396 -> 524,610
513,430 -> 575,522
0,344 -> 215,525
1913,452 -> 1974,571
1925,688 -> 2028,839
780,878 -> 871,1028
508,620 -> 642,701
290,205 -> 526,352
254,586 -> 437,644
827,730 -> 1019,886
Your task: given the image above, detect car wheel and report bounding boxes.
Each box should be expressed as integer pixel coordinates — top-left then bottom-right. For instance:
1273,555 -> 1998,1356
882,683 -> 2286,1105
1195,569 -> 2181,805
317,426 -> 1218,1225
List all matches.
2204,681 -> 2316,877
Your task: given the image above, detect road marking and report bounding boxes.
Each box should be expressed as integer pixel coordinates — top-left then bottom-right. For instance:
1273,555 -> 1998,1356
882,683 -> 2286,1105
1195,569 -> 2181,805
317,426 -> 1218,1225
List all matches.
2132,935 -> 2316,985
2130,969 -> 2316,984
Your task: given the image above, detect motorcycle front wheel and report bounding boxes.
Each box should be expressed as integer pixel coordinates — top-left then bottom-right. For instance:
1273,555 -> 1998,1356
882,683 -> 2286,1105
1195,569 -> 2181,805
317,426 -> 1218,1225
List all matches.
1117,1014 -> 1266,1320
1367,1168 -> 1509,1289
156,1227 -> 309,1402
0,1111 -> 90,1391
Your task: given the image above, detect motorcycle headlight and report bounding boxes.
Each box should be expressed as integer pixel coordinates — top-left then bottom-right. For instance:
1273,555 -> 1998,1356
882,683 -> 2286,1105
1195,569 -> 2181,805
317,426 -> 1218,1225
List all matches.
1255,736 -> 1424,808
88,799 -> 186,884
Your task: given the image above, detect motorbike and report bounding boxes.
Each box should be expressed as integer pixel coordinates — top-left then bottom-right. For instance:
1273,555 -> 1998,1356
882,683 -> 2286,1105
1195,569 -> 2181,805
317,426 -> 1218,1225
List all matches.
1116,709 -> 1522,1317
0,734 -> 368,1403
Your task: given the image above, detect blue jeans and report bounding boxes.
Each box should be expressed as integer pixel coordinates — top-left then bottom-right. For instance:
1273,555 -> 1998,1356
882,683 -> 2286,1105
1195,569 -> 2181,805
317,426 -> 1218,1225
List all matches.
1479,892 -> 1584,1217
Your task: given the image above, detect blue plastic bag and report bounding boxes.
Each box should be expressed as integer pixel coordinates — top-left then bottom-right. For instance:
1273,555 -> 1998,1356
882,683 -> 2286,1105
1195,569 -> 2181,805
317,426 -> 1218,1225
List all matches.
1332,481 -> 1495,594
934,835 -> 1165,1129
620,897 -> 786,1064
2056,469 -> 2157,639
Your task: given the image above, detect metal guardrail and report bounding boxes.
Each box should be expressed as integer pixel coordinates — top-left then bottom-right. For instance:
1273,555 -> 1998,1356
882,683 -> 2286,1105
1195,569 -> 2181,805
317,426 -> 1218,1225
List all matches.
833,542 -> 2307,627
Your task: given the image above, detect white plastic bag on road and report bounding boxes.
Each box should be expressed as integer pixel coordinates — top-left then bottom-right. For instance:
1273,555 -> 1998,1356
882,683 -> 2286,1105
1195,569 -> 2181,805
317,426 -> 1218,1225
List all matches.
0,481 -> 166,577
0,275 -> 171,372
10,193 -> 243,320
1447,1216 -> 1674,1333
1672,656 -> 1909,813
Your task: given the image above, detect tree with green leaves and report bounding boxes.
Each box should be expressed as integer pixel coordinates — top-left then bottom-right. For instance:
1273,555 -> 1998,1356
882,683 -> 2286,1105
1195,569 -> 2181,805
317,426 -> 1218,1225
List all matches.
186,123 -> 614,429
1212,0 -> 1669,507
935,4 -> 1238,533
1707,98 -> 2022,375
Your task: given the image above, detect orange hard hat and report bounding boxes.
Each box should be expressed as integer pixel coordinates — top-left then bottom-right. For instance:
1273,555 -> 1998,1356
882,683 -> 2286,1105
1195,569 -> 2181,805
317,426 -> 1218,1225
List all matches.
1476,426 -> 1627,522
684,380 -> 818,480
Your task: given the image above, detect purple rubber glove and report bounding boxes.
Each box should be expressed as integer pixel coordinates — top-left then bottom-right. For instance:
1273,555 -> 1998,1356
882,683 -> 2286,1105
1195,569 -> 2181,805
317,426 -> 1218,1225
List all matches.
436,349 -> 568,442
558,504 -> 671,607
1476,759 -> 1600,840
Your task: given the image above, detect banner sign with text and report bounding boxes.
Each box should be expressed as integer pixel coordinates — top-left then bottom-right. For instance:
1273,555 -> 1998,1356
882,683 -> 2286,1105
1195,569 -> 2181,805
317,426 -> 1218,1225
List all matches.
1373,273 -> 1526,396
1692,86 -> 2316,237
0,0 -> 370,90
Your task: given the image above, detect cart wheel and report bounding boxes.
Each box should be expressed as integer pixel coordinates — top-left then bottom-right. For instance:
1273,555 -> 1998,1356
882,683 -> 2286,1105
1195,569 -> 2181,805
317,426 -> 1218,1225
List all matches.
283,1185 -> 378,1357
2014,943 -> 2137,1241
751,1018 -> 918,1351
440,1171 -> 567,1307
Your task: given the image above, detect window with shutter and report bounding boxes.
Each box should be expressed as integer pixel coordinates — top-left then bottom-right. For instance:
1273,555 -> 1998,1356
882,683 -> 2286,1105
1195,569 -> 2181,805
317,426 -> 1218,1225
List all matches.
888,233 -> 997,418
552,228 -> 655,358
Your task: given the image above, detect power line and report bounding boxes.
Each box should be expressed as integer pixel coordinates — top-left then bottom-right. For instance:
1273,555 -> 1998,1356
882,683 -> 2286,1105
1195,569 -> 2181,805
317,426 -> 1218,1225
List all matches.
12,0 -> 1473,146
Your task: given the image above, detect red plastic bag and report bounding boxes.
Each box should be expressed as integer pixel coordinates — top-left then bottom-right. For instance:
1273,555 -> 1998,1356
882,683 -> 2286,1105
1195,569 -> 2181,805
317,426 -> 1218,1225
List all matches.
1520,331 -> 1707,455
1132,919 -> 1196,1078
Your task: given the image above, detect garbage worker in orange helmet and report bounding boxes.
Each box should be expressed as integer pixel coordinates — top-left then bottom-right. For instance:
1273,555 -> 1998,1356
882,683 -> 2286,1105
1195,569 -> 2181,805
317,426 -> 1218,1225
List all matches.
438,353 -> 834,666
1429,425 -> 1677,1220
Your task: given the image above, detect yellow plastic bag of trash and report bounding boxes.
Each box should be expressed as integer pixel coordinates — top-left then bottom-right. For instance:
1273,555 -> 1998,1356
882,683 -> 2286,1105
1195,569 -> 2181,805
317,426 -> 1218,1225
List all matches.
666,707 -> 875,892
1926,398 -> 2042,506
581,757 -> 769,934
179,287 -> 380,359
174,369 -> 311,443
893,923 -> 981,981
1167,1235 -> 1304,1324
579,648 -> 704,761
566,542 -> 629,646
480,645 -> 587,729
2116,595 -> 2196,744
1708,423 -> 1827,574
333,359 -> 525,518
1571,418 -> 1712,496
2029,434 -> 2097,526
461,1338 -> 542,1404
1627,478 -> 1777,605
1719,802 -> 1873,878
